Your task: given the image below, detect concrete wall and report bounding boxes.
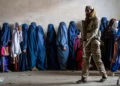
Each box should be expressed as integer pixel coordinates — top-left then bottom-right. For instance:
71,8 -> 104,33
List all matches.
0,0 -> 119,32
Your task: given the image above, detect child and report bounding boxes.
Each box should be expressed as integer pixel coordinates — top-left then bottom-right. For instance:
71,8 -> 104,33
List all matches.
74,32 -> 83,70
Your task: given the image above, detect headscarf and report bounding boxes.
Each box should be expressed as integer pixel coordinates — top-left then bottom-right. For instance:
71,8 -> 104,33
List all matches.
85,6 -> 96,20
108,18 -> 116,27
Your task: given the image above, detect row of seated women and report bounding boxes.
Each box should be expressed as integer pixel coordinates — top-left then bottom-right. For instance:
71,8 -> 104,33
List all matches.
0,21 -> 83,72
0,17 -> 120,74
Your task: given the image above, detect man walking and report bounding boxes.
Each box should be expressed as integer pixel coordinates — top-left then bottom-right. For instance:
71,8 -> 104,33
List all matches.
77,6 -> 107,83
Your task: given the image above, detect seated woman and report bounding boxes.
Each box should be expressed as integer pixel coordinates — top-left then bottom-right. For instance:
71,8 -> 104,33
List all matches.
0,23 -> 11,72
56,22 -> 69,70
111,21 -> 120,75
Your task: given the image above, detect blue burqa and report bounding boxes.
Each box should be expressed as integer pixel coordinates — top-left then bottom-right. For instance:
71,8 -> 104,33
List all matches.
99,17 -> 108,34
46,24 -> 59,70
111,37 -> 120,72
56,22 -> 69,70
67,21 -> 79,70
104,20 -> 118,70
19,24 -> 28,71
0,23 -> 11,72
36,25 -> 46,70
27,22 -> 38,70
111,21 -> 120,72
99,17 -> 108,66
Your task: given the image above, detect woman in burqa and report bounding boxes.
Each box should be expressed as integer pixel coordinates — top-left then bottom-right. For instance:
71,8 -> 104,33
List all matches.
46,24 -> 59,70
0,23 -> 11,72
56,22 -> 69,70
19,24 -> 28,71
104,19 -> 118,71
11,22 -> 23,71
99,17 -> 108,67
36,25 -> 47,70
27,22 -> 38,71
111,22 -> 120,73
67,21 -> 79,70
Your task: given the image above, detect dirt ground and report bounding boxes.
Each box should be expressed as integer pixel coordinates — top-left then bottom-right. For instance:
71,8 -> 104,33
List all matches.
0,71 -> 119,86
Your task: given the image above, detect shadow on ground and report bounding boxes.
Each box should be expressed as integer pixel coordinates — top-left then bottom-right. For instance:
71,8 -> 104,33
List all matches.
0,81 -> 119,86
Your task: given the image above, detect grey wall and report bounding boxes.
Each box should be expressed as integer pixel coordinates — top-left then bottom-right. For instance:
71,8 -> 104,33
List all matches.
0,0 -> 119,32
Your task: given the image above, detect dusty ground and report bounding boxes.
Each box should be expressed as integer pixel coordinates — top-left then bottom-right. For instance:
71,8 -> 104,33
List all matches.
0,71 -> 119,86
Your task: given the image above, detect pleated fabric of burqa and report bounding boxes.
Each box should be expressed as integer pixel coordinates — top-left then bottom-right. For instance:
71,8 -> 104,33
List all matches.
67,21 -> 78,70
99,17 -> 108,66
111,21 -> 120,72
19,24 -> 28,71
0,23 -> 11,72
27,22 -> 38,70
46,24 -> 59,70
56,22 -> 69,70
36,25 -> 47,70
104,19 -> 117,70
